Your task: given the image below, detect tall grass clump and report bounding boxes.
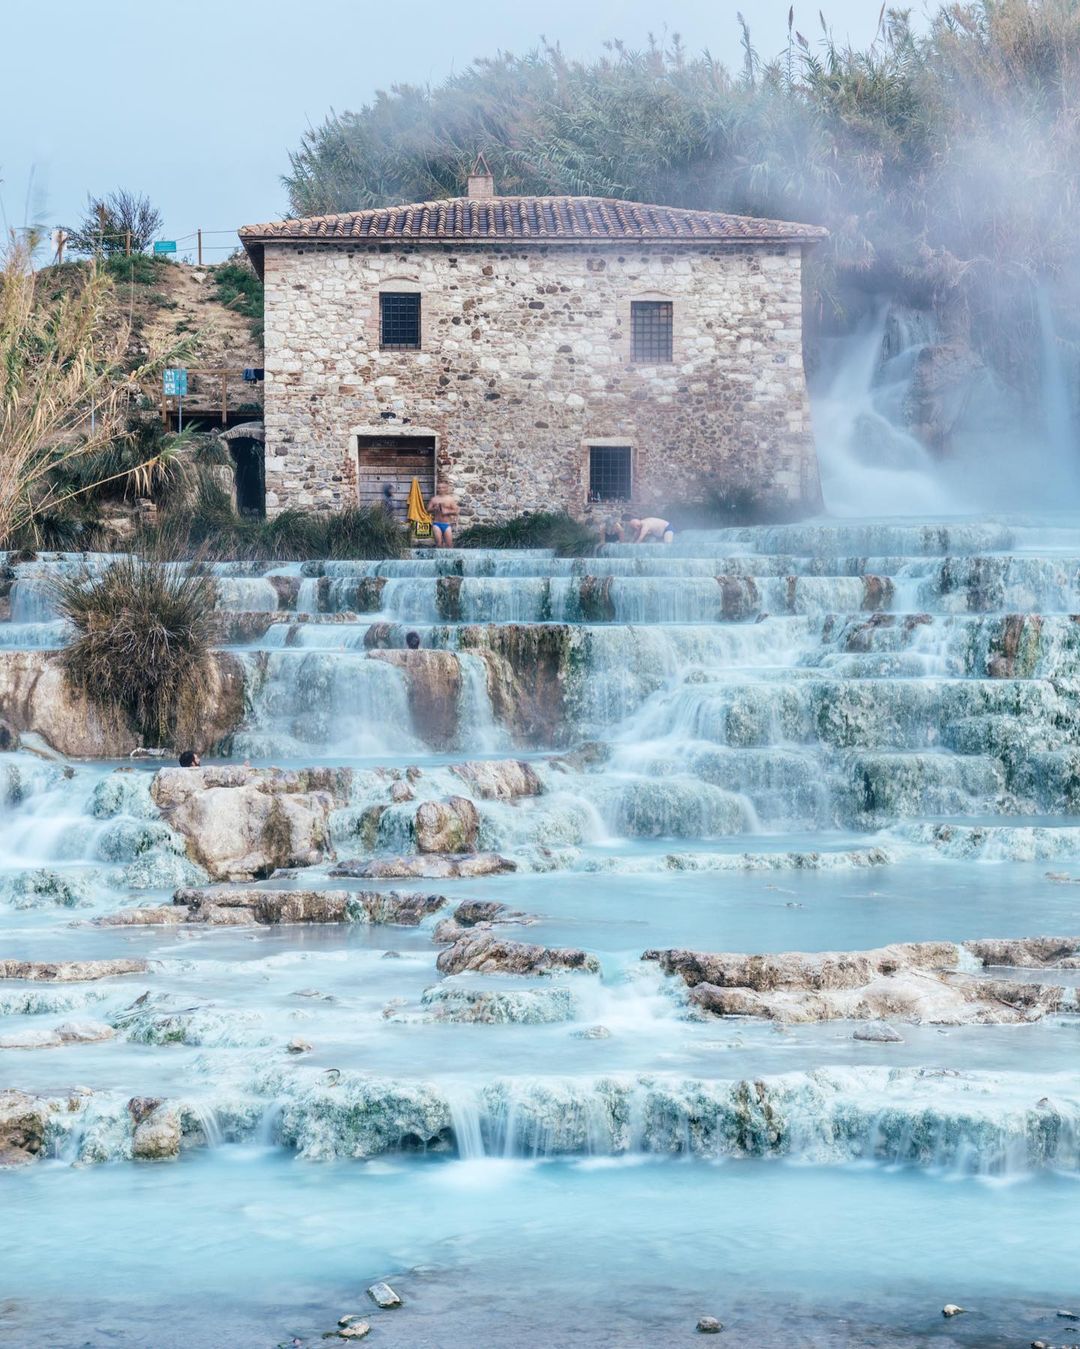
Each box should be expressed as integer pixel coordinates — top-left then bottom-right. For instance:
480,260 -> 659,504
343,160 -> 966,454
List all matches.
145,477 -> 406,561
52,555 -> 219,747
0,236 -> 183,546
457,510 -> 598,557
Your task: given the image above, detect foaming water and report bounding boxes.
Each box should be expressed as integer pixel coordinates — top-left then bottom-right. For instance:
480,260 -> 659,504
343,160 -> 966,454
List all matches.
814,302 -> 1080,515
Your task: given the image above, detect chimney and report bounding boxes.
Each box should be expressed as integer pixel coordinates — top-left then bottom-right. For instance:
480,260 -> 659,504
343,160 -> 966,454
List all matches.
467,152 -> 496,200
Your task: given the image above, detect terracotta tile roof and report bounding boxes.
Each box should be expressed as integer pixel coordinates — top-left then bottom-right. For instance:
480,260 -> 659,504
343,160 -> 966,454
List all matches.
240,196 -> 827,273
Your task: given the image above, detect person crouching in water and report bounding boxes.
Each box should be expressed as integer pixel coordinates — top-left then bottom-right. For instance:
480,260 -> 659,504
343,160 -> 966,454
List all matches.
628,516 -> 675,545
426,481 -> 460,549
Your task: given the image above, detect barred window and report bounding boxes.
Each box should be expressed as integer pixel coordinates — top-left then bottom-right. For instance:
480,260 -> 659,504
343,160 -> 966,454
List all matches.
380,292 -> 421,350
589,445 -> 632,500
630,301 -> 673,362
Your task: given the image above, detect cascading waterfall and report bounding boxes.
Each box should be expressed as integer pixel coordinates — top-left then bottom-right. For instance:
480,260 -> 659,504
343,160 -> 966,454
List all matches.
4,526 -> 1080,1342
814,296 -> 1080,515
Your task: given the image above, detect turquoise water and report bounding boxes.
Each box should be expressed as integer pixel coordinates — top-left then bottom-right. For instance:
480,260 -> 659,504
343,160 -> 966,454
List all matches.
3,520 -> 1080,1345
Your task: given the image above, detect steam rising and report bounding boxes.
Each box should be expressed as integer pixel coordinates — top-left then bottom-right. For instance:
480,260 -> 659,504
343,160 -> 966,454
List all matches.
284,3 -> 1080,514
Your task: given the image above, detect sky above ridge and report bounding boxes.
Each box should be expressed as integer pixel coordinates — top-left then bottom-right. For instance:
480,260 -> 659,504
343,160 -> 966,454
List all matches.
3,0 -> 899,259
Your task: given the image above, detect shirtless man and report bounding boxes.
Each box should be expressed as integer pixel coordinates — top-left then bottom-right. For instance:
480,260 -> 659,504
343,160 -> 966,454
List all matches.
426,482 -> 460,549
628,516 -> 675,545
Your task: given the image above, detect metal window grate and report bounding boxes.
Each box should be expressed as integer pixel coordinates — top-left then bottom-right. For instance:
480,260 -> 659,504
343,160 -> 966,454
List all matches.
380,292 -> 421,350
630,300 -> 673,362
589,445 -> 632,500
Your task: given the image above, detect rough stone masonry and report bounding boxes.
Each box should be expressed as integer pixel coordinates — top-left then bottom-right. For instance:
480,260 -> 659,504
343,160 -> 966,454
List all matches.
241,183 -> 826,523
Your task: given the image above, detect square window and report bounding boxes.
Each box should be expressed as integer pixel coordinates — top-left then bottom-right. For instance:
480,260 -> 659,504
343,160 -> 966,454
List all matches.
589,445 -> 632,501
630,300 -> 673,362
380,292 -> 421,350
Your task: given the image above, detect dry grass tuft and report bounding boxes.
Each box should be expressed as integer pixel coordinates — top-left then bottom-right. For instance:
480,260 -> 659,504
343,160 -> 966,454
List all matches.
52,554 -> 220,747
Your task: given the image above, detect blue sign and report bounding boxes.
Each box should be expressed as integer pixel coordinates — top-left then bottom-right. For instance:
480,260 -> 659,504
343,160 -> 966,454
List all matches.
163,368 -> 188,397
153,240 -> 177,254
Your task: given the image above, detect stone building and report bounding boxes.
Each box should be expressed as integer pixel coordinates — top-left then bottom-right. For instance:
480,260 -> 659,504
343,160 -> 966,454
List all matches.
240,166 -> 826,522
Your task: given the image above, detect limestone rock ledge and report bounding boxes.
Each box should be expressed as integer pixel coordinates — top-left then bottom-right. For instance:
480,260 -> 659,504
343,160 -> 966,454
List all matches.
646,936 -> 1080,1024
151,765 -> 353,881
0,650 -> 245,759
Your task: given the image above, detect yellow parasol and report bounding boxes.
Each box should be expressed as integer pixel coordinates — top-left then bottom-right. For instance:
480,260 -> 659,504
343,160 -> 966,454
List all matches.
406,477 -> 432,537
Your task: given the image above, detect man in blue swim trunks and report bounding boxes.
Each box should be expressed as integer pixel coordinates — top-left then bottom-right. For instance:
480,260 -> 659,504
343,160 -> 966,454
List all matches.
426,481 -> 460,549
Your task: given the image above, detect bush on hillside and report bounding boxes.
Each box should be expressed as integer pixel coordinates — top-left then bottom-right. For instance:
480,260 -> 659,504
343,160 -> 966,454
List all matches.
104,253 -> 168,286
52,555 -> 219,747
456,510 -> 598,557
66,191 -> 163,257
213,256 -> 264,342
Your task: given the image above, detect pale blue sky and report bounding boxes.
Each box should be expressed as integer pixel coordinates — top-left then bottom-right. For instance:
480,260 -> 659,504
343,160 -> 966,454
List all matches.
2,0 -> 911,257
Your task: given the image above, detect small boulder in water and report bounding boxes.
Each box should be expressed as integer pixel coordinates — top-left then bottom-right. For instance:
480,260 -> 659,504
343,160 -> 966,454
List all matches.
336,1314 -> 370,1338
571,1025 -> 611,1040
287,1038 -> 313,1054
696,1316 -> 723,1333
1057,1309 -> 1080,1320
853,1022 -> 904,1043
941,1304 -> 965,1317
127,1096 -> 163,1125
436,932 -> 600,977
132,1105 -> 182,1160
367,1281 -> 401,1308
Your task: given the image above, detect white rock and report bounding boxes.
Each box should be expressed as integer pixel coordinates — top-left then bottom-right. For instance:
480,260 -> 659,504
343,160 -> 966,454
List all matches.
853,1022 -> 904,1043
367,1281 -> 402,1308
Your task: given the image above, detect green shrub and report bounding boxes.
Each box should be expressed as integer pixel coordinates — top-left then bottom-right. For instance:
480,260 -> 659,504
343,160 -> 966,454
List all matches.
669,479 -> 804,529
145,480 -> 406,562
457,510 -> 598,557
104,253 -> 167,286
213,257 -> 264,342
52,555 -> 219,747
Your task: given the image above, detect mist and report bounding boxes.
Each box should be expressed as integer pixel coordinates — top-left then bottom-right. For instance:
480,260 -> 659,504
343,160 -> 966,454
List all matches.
282,1 -> 1080,518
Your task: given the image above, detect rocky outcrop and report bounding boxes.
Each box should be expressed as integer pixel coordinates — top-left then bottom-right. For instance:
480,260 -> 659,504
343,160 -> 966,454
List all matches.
367,650 -> 462,749
331,853 -> 516,880
436,933 -> 600,976
457,624 -> 579,746
717,575 -> 760,621
578,575 -> 616,623
449,758 -> 543,800
647,938 -> 1080,1024
432,899 -> 528,944
94,906 -> 190,927
0,649 -> 246,758
861,575 -> 896,612
0,1090 -> 52,1165
131,1104 -> 182,1160
986,615 -> 1043,678
101,888 -> 448,927
965,936 -> 1080,967
151,765 -> 352,880
0,1020 -> 115,1050
414,796 -> 480,853
0,958 -> 149,982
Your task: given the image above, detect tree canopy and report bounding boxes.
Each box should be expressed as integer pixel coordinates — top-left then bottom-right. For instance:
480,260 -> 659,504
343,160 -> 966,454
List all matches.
283,1 -> 1080,351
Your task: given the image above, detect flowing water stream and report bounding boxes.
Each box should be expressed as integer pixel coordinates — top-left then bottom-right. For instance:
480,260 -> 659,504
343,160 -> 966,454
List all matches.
3,521 -> 1080,1346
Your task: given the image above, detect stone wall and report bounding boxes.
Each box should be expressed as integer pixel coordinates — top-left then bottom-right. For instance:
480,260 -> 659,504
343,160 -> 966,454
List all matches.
261,241 -> 821,521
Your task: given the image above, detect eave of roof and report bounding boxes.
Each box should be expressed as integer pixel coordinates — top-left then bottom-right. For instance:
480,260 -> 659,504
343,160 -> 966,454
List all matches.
239,195 -> 827,277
